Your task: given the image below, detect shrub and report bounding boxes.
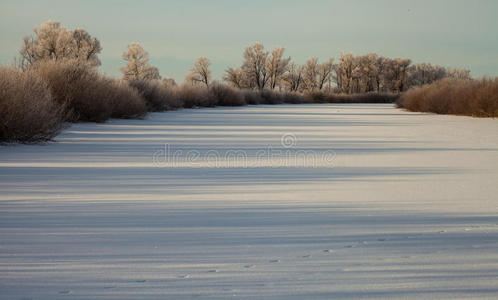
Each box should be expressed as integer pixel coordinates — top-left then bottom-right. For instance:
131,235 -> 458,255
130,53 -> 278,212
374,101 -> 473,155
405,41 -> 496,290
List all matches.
108,80 -> 147,119
242,90 -> 263,105
259,90 -> 284,104
175,85 -> 215,108
306,91 -> 399,103
0,66 -> 64,142
208,83 -> 245,106
128,79 -> 182,111
398,78 -> 498,117
281,91 -> 308,104
32,59 -> 113,122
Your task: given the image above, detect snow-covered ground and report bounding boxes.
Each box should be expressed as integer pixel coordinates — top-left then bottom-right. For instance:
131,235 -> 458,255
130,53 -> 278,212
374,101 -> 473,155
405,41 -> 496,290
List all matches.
1,104 -> 497,299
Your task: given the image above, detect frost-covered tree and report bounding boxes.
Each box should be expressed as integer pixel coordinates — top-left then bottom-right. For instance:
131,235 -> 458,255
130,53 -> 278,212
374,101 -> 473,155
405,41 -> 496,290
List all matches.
302,57 -> 319,91
186,57 -> 211,87
71,29 -> 102,66
335,53 -> 356,93
282,62 -> 303,92
266,47 -> 291,90
301,57 -> 334,92
19,20 -> 102,69
446,67 -> 471,80
407,63 -> 446,87
241,42 -> 269,90
384,58 -> 411,92
120,43 -> 160,81
223,67 -> 247,89
317,58 -> 334,90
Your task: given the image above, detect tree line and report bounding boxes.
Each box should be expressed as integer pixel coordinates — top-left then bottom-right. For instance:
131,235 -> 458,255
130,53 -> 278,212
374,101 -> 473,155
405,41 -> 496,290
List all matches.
18,21 -> 471,94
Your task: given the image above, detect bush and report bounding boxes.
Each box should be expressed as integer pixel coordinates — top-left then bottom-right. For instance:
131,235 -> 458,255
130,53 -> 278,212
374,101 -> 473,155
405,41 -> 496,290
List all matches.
175,85 -> 215,108
128,79 -> 182,111
281,91 -> 308,104
0,66 -> 64,142
108,80 -> 147,119
208,83 -> 245,106
306,91 -> 399,103
32,59 -> 113,122
259,90 -> 284,104
242,90 -> 263,105
397,78 -> 498,117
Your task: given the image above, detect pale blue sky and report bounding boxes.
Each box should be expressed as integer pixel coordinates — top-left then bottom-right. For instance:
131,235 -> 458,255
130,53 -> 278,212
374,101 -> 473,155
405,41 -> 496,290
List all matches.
1,0 -> 497,82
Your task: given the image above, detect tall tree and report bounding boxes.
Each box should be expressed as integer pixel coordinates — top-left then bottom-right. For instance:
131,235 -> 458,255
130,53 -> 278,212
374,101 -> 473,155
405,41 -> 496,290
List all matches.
282,62 -> 303,92
302,57 -> 319,91
19,20 -> 102,69
120,43 -> 160,81
317,58 -> 334,90
241,42 -> 269,90
186,57 -> 211,87
266,47 -> 291,90
223,67 -> 246,89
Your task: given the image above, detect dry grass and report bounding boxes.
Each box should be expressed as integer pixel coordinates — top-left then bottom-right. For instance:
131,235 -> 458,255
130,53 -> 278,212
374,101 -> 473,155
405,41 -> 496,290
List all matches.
398,78 -> 498,117
0,66 -> 64,142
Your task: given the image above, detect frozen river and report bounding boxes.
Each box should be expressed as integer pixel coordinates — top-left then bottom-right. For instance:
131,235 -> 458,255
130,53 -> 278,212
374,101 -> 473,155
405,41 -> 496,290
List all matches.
1,104 -> 497,299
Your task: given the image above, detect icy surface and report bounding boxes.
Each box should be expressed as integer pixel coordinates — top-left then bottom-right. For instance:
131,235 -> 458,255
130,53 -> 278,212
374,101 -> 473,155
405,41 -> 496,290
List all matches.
1,104 -> 497,299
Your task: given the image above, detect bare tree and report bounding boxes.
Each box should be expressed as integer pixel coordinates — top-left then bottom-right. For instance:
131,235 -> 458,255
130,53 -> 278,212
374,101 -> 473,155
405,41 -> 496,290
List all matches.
317,58 -> 334,90
241,42 -> 269,90
223,67 -> 248,89
302,57 -> 319,91
120,43 -> 160,81
282,62 -> 303,92
335,53 -> 356,93
383,58 -> 411,92
19,20 -> 102,69
186,57 -> 211,87
71,29 -> 102,66
266,47 -> 291,90
446,67 -> 471,80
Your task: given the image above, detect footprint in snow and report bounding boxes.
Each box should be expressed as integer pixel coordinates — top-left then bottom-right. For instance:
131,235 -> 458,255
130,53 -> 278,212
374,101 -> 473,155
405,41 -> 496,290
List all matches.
180,274 -> 191,279
377,238 -> 386,242
135,280 -> 146,283
323,249 -> 334,253
302,254 -> 312,258
269,259 -> 280,263
243,264 -> 255,269
207,269 -> 218,273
